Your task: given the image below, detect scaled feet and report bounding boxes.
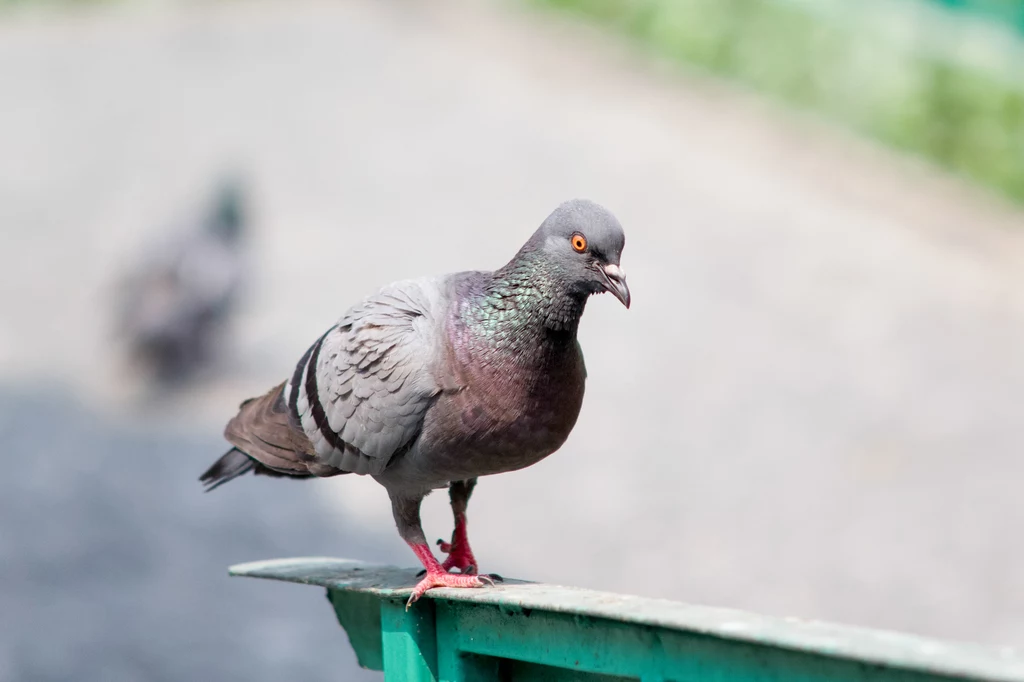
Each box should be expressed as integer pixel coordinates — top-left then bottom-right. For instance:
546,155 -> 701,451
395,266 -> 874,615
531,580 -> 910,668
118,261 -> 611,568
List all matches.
407,569 -> 497,607
438,534 -> 478,574
406,542 -> 501,608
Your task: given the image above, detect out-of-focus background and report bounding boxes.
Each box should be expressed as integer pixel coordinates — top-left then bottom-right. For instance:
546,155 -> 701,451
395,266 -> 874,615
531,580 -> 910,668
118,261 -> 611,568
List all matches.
1,0 -> 1023,679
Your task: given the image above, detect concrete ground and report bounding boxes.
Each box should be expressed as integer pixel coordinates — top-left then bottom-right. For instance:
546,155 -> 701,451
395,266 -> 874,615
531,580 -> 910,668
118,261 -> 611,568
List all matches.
1,0 -> 1023,678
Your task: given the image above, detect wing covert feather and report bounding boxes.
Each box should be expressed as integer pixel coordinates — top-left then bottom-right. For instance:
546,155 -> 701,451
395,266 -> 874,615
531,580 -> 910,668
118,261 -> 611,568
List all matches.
285,277 -> 446,475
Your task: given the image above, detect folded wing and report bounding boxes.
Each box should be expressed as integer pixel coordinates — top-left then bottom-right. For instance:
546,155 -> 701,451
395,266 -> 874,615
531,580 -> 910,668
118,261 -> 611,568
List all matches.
227,278 -> 446,478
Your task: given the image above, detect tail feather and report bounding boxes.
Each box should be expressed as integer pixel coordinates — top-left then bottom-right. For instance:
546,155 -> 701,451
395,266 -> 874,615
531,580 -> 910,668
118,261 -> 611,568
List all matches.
202,380 -> 342,492
200,447 -> 256,492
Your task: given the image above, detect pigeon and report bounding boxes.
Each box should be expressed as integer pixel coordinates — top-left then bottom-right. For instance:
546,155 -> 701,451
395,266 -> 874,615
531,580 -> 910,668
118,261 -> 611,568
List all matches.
201,199 -> 629,604
117,176 -> 247,384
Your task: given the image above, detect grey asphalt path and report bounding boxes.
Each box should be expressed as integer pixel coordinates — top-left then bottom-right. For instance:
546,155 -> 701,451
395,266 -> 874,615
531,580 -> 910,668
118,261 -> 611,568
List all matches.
1,1 -> 1023,676
0,389 -> 387,681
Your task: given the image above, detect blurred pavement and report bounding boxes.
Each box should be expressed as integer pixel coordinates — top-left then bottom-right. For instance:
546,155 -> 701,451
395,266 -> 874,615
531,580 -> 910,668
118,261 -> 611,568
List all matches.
0,390 -> 384,681
1,0 -> 1023,678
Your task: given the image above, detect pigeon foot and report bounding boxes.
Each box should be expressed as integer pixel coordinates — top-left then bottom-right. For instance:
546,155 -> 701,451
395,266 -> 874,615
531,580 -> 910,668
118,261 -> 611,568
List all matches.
406,570 -> 496,608
437,536 -> 478,575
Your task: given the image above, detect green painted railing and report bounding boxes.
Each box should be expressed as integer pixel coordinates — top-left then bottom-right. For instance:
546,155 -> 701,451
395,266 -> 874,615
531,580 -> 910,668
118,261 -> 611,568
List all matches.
230,558 -> 1024,682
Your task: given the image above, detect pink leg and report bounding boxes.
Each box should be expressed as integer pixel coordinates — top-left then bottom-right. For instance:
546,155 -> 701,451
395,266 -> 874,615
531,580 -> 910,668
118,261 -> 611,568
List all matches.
437,479 -> 480,574
438,511 -> 478,575
406,542 -> 494,608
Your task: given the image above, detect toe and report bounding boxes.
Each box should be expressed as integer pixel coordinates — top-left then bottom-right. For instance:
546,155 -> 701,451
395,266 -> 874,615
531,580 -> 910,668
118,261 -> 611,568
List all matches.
407,570 -> 496,606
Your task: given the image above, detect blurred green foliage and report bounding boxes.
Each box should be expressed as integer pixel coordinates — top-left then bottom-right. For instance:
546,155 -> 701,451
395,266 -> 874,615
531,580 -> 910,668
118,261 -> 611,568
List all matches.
535,0 -> 1024,202
934,0 -> 1024,32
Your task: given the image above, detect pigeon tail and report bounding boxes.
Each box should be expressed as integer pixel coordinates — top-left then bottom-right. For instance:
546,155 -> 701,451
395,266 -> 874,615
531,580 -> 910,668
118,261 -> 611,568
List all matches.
200,445 -> 315,492
200,447 -> 255,492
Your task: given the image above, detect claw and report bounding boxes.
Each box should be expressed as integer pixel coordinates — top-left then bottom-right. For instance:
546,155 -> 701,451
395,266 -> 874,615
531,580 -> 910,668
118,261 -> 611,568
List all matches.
406,570 -> 494,609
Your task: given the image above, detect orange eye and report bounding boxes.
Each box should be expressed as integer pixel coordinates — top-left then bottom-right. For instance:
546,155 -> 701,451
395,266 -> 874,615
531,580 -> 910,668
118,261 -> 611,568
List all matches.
571,233 -> 587,253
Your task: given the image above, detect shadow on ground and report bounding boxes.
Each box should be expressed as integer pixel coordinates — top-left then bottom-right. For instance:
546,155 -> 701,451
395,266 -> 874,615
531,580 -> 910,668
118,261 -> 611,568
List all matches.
0,387 -> 384,681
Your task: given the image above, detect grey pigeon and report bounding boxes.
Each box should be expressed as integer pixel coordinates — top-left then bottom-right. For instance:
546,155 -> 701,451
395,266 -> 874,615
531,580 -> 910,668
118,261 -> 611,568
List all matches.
200,199 -> 629,604
117,176 -> 247,384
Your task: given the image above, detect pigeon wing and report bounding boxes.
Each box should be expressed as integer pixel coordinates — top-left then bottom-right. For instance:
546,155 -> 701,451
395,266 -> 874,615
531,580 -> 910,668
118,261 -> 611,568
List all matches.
284,277 -> 446,476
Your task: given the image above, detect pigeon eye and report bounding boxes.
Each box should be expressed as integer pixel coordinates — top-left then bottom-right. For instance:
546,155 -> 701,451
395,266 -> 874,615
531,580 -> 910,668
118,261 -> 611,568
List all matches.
571,234 -> 587,253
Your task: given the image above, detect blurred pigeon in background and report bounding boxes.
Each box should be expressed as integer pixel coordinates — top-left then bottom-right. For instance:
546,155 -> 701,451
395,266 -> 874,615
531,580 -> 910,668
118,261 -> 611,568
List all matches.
117,175 -> 247,385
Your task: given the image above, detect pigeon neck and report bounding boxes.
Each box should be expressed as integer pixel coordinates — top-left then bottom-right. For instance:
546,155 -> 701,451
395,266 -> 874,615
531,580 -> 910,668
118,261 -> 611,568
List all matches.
474,252 -> 588,340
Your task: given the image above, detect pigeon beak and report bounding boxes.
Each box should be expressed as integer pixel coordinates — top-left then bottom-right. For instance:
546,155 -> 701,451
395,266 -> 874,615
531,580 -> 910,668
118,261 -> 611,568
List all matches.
600,263 -> 631,309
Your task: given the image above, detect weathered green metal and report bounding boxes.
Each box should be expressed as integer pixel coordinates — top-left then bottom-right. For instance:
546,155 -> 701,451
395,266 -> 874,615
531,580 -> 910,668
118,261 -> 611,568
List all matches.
229,558 -> 1024,682
381,597 -> 438,681
328,588 -> 384,671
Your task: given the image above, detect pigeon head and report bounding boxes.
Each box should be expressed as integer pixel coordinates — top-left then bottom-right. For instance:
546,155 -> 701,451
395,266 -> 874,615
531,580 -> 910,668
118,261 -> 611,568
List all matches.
208,176 -> 246,243
527,199 -> 630,308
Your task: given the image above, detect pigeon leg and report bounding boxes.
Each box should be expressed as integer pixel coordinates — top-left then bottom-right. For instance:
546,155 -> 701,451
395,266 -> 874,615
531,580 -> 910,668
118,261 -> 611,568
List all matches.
437,478 -> 479,574
391,492 -> 494,608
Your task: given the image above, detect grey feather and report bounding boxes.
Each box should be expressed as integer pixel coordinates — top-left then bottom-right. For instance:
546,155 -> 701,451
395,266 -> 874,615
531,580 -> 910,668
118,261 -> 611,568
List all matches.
285,277 -> 446,476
